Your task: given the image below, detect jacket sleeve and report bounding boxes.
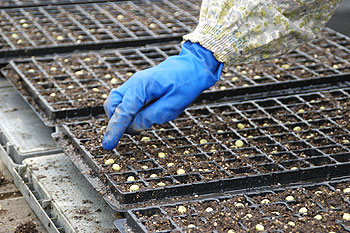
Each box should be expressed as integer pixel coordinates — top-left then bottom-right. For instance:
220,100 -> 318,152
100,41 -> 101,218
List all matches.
183,0 -> 342,68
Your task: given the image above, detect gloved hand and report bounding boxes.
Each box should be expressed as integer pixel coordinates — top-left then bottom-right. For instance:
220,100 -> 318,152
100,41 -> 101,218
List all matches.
102,41 -> 223,150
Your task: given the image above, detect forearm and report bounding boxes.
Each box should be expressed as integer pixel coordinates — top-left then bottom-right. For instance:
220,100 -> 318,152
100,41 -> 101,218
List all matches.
184,0 -> 342,68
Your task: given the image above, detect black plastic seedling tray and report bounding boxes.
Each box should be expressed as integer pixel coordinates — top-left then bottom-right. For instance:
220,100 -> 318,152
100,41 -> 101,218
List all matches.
61,86 -> 350,206
0,0 -> 120,9
3,28 -> 350,126
124,177 -> 350,232
0,0 -> 199,60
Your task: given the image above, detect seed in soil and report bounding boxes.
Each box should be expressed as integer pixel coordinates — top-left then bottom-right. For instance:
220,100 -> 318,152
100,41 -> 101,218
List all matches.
177,169 -> 186,175
167,163 -> 174,167
130,184 -> 140,192
157,182 -> 166,187
343,213 -> 350,221
288,221 -> 296,227
178,205 -> 187,214
235,140 -> 244,148
150,174 -> 158,178
299,207 -> 308,214
200,139 -> 208,144
50,93 -> 56,97
237,123 -> 245,129
141,137 -> 151,141
112,164 -> 121,172
260,199 -> 270,204
285,196 -> 295,201
111,78 -> 118,84
343,188 -> 350,193
158,152 -> 166,158
293,126 -> 302,132
314,214 -> 322,220
101,94 -> 108,99
205,207 -> 214,212
127,176 -> 135,182
56,35 -> 65,41
105,159 -> 114,165
255,224 -> 264,231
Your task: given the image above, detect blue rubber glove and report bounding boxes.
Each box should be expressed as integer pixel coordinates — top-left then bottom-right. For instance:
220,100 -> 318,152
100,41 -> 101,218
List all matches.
102,41 -> 223,150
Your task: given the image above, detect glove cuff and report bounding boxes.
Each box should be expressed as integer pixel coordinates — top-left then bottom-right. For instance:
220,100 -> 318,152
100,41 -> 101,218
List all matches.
181,41 -> 223,81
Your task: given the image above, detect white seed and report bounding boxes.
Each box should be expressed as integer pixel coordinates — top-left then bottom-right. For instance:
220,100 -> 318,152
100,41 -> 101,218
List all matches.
129,184 -> 139,192
285,196 -> 295,201
315,191 -> 323,195
75,70 -> 84,76
188,224 -> 196,228
17,39 -> 23,44
112,164 -> 121,172
255,224 -> 264,231
298,109 -> 305,113
158,152 -> 166,158
141,136 -> 151,141
28,69 -> 35,73
22,23 -> 29,28
231,77 -> 239,82
149,23 -> 157,29
281,64 -> 290,69
237,123 -> 245,129
127,176 -> 135,182
157,182 -> 166,187
177,169 -> 186,175
332,64 -> 339,69
104,74 -> 112,79
83,57 -> 91,62
234,202 -> 244,208
204,207 -> 214,212
319,106 -> 325,110
217,130 -> 224,133
260,199 -> 270,204
200,139 -> 208,144
150,174 -> 158,178
253,75 -> 260,79
126,72 -> 133,77
50,93 -> 56,97
177,205 -> 187,214
299,207 -> 308,214
245,213 -> 252,218
184,150 -> 190,155
11,33 -> 19,39
101,94 -> 108,99
314,214 -> 322,220
343,213 -> 350,221
117,15 -> 124,20
105,159 -> 115,165
343,140 -> 350,144
110,78 -> 118,84
50,67 -> 57,72
235,140 -> 244,148
56,35 -> 65,41
293,126 -> 302,132
227,230 -> 235,233
19,19 -> 26,24
219,86 -> 226,90
290,167 -> 298,171
167,163 -> 174,167
343,188 -> 350,193
288,221 -> 295,227
141,165 -> 149,170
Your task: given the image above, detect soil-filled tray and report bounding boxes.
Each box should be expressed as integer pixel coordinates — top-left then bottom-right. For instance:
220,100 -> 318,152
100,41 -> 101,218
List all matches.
0,0 -> 118,9
125,178 -> 350,232
0,0 -> 199,59
61,87 -> 350,205
3,28 -> 350,125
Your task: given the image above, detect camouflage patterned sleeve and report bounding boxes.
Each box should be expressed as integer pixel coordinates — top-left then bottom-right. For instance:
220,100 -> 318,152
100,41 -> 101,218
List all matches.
183,0 -> 342,68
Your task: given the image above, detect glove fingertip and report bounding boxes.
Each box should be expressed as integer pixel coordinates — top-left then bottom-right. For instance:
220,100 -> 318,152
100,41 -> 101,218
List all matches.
102,130 -> 118,151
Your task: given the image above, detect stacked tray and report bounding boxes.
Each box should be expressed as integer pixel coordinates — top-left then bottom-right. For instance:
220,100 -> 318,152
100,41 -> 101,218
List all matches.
124,177 -> 350,232
61,87 -> 350,207
2,28 -> 350,125
0,0 -> 199,59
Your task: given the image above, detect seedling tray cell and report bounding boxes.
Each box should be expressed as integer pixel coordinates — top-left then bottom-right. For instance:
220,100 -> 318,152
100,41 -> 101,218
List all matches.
0,0 -> 117,9
61,87 -> 350,205
0,0 -> 199,60
124,178 -> 350,232
3,28 -> 350,125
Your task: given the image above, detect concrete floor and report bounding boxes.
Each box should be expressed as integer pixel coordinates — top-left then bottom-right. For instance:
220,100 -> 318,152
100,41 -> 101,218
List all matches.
0,161 -> 47,233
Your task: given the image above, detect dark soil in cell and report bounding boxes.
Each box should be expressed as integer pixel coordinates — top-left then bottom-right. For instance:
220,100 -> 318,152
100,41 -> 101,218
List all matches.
13,220 -> 38,233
